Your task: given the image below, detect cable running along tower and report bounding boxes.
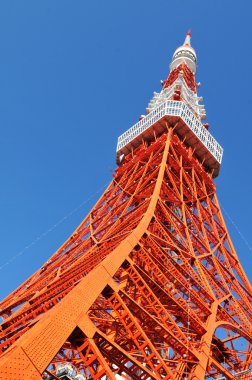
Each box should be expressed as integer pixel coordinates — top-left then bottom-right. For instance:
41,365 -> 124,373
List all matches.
0,32 -> 252,380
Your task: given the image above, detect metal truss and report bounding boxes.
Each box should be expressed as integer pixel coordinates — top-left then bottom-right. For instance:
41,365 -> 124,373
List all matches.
0,128 -> 251,380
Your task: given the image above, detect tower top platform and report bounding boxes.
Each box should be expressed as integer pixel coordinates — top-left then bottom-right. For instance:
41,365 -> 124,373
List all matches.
116,33 -> 223,178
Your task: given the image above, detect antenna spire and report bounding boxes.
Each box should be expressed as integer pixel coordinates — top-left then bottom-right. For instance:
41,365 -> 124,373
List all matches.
169,30 -> 197,74
184,30 -> 191,46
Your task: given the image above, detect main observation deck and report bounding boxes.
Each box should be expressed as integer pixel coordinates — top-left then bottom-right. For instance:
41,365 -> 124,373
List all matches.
116,100 -> 223,177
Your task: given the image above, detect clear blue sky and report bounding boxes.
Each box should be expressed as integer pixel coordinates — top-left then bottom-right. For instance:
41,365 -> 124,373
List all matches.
0,1 -> 251,300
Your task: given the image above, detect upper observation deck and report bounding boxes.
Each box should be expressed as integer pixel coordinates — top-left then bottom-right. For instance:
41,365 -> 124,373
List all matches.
116,100 -> 223,178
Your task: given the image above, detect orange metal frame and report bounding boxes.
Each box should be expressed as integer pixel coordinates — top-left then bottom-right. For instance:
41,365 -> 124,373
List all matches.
0,127 -> 251,380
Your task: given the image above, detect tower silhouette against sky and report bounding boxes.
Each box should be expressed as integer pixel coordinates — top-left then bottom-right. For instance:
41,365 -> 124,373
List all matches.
0,32 -> 251,380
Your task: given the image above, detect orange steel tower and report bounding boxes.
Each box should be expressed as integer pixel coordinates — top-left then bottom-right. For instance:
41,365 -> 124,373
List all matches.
0,32 -> 252,380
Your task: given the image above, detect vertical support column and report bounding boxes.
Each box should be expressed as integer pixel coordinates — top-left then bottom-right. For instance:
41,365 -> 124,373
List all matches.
191,302 -> 218,380
0,129 -> 173,379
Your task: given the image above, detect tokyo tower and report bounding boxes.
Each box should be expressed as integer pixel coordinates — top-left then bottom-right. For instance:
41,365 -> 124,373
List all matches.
0,32 -> 252,380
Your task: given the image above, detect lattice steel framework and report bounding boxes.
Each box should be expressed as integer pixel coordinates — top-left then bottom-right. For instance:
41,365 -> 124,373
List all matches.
0,33 -> 251,380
